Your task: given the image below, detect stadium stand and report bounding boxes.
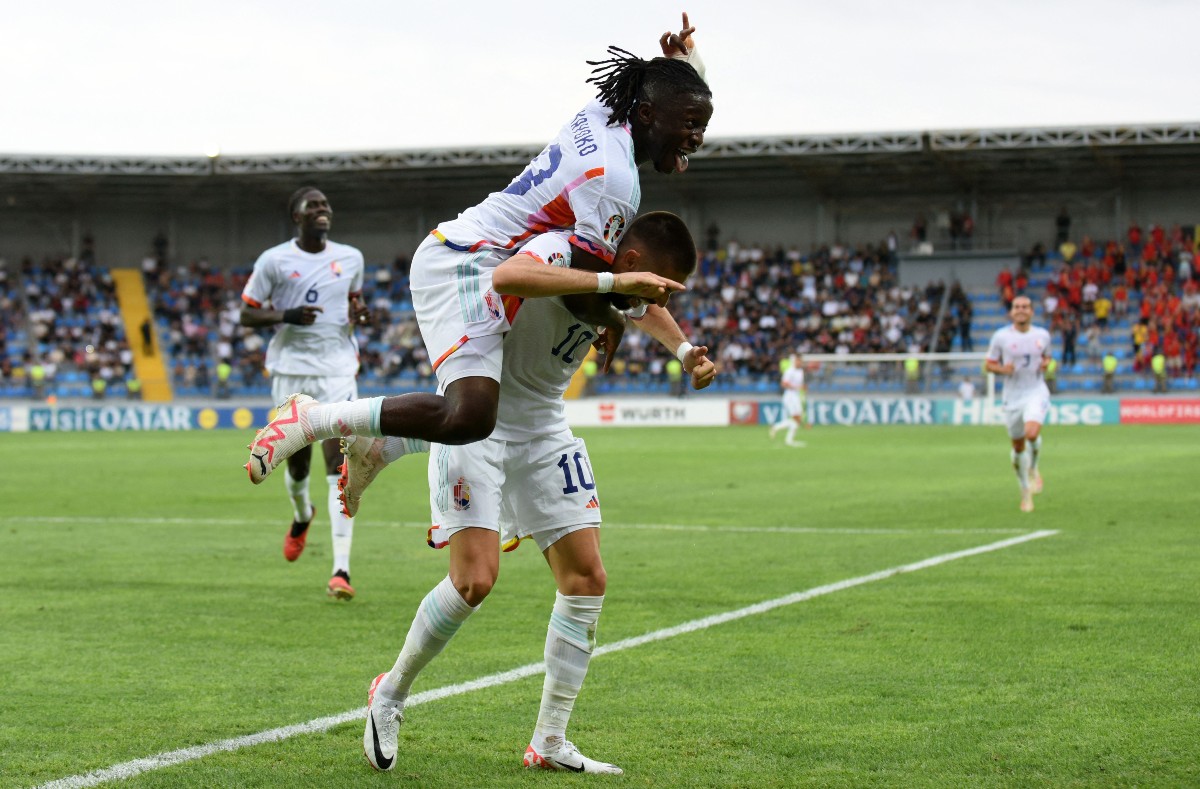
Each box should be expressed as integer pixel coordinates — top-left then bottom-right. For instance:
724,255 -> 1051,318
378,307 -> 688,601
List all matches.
4,218 -> 1198,400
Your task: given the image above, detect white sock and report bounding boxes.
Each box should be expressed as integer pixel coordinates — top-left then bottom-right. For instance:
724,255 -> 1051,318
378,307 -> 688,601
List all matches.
532,593 -> 603,751
381,436 -> 431,465
1012,446 -> 1031,490
328,474 -> 352,576
306,397 -> 387,441
377,576 -> 478,704
785,422 -> 798,444
1030,436 -> 1042,475
283,468 -> 312,522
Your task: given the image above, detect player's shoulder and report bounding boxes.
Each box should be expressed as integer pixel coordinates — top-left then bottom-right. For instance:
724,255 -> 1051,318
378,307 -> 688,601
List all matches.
255,239 -> 297,265
325,239 -> 364,261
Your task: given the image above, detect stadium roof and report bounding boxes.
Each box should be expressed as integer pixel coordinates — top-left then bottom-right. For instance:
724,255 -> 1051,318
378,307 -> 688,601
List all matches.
3,122 -> 1199,211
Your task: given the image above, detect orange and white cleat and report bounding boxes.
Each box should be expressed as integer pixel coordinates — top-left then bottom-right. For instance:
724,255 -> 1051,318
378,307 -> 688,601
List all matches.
1020,489 -> 1034,513
524,737 -> 622,775
338,434 -> 388,517
1030,469 -> 1044,495
327,572 -> 355,600
283,505 -> 316,562
245,393 -> 319,485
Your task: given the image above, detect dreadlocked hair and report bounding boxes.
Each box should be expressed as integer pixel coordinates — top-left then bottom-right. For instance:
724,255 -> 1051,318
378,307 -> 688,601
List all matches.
586,46 -> 710,126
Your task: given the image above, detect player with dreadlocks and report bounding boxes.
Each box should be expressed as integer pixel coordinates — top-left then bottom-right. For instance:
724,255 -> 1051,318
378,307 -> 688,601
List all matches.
244,23 -> 715,692
245,12 -> 712,481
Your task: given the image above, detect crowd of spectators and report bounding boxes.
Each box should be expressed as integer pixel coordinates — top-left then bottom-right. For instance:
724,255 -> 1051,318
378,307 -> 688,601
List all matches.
1,242 -> 134,398
6,217 -> 1198,400
998,220 -> 1199,380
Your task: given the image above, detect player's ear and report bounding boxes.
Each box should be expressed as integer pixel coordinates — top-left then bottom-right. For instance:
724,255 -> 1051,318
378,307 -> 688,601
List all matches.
613,247 -> 641,273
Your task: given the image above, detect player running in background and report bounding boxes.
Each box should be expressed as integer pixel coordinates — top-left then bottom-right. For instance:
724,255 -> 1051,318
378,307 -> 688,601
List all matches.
361,212 -> 715,775
244,14 -> 712,486
985,295 -> 1053,512
769,352 -> 809,447
240,187 -> 370,599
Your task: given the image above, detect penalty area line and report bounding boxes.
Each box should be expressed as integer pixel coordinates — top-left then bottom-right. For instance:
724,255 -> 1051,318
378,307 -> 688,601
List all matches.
32,529 -> 1058,789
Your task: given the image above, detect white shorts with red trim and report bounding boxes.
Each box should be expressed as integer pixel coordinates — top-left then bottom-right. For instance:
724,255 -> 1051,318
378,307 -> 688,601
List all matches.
411,234 -> 511,388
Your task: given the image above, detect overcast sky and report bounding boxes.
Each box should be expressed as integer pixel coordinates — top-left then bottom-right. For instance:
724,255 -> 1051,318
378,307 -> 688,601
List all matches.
4,0 -> 1197,156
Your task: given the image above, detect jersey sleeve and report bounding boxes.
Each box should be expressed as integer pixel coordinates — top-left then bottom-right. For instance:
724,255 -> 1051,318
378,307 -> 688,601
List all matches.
566,173 -> 635,265
349,248 -> 365,293
241,250 -> 278,308
986,329 -> 1005,362
520,232 -> 574,266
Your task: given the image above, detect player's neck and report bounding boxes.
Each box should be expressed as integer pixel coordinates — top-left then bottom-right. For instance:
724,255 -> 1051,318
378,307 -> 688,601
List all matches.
295,234 -> 328,254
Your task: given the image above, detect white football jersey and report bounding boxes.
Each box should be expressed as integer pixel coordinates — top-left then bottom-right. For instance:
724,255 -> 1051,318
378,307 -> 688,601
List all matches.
433,100 -> 640,265
490,233 -> 603,442
986,324 -> 1053,405
782,365 -> 805,391
241,239 -> 365,377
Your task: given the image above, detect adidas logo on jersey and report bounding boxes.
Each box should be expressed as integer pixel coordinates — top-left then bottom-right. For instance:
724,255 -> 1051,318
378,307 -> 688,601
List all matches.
585,496 -> 599,509
289,271 -> 301,279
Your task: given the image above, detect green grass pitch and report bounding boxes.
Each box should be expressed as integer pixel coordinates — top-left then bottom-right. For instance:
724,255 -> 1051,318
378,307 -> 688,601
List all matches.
1,424 -> 1197,788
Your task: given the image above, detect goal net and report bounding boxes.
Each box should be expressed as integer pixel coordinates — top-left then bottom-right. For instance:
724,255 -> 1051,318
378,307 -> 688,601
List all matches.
793,352 -> 994,399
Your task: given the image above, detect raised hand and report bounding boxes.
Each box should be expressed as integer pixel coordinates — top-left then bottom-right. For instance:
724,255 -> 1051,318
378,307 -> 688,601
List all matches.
659,11 -> 696,56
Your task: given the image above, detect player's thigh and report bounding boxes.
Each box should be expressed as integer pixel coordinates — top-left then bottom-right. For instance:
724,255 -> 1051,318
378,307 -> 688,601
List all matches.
782,391 -> 801,417
1021,397 -> 1049,434
499,432 -> 601,553
543,527 -> 606,596
1003,406 -> 1026,440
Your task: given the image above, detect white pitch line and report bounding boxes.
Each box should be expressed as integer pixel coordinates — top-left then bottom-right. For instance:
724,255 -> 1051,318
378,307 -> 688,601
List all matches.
2,515 -> 1029,536
31,529 -> 1057,789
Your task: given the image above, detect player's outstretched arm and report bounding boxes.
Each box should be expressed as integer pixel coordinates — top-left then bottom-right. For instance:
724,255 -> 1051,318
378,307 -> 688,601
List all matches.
634,303 -> 715,390
493,252 -> 684,304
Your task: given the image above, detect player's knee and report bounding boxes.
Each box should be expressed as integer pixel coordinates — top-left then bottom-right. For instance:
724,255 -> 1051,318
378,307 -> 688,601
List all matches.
561,565 -> 607,597
440,410 -> 497,444
441,379 -> 499,444
452,570 -> 497,606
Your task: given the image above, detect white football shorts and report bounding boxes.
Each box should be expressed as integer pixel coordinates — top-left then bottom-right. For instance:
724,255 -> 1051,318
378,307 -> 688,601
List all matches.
428,429 -> 602,552
1003,396 -> 1050,439
271,374 -> 357,408
783,390 -> 805,420
410,234 -> 510,389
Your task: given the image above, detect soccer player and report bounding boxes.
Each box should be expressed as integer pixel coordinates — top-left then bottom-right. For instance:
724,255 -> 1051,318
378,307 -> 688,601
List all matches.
361,212 -> 715,775
985,295 -> 1053,512
243,15 -> 712,486
769,352 -> 808,447
240,186 -> 370,599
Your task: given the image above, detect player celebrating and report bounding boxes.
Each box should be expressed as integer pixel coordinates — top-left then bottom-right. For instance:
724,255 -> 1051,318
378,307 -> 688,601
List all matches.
240,187 -> 370,599
769,352 -> 808,447
985,295 -> 1052,512
361,212 -> 714,775
244,15 -> 712,487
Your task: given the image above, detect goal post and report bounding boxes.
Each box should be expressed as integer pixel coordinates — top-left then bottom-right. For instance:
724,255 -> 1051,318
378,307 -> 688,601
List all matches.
790,352 -> 994,399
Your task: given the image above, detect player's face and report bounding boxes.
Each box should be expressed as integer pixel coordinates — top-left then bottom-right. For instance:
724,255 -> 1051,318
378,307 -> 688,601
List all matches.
637,92 -> 712,175
294,191 -> 332,234
1010,298 -> 1033,327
